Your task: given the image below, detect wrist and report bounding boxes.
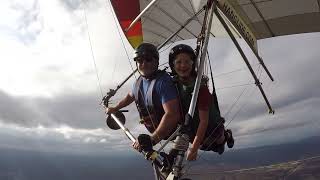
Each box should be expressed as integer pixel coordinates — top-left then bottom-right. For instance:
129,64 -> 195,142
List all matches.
114,104 -> 120,111
190,146 -> 198,152
151,134 -> 161,145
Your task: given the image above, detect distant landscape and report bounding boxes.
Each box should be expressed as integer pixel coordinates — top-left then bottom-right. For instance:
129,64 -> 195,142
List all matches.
186,157 -> 320,180
0,136 -> 320,180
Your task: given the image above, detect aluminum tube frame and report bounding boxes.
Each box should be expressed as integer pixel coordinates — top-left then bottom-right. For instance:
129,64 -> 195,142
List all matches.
187,2 -> 215,122
111,113 -> 136,142
109,113 -> 167,180
156,126 -> 182,153
214,7 -> 274,114
125,0 -> 159,32
216,6 -> 274,81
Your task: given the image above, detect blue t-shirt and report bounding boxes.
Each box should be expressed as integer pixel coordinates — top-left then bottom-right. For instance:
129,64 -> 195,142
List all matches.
131,72 -> 178,117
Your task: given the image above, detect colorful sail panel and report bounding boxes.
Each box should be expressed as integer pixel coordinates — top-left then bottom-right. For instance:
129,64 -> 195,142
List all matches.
110,0 -> 320,51
111,0 -> 143,48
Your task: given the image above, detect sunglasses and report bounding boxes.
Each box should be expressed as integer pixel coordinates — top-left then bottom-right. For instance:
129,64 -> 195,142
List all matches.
134,55 -> 154,64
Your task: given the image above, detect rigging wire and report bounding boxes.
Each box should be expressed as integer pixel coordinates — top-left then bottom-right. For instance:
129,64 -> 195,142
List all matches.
107,0 -> 137,77
158,35 -> 179,54
107,0 -> 166,149
82,0 -> 103,98
223,62 -> 262,119
225,64 -> 262,122
224,84 -> 250,119
214,64 -> 260,79
185,65 -> 268,177
225,64 -> 268,124
184,62 -> 264,174
216,83 -> 255,91
110,55 -> 118,85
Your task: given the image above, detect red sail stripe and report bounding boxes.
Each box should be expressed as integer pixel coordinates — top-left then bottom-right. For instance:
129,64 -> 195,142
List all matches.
111,0 -> 140,20
120,20 -> 142,37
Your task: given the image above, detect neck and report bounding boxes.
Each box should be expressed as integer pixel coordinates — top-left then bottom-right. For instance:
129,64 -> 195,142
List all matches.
142,70 -> 160,80
179,75 -> 194,85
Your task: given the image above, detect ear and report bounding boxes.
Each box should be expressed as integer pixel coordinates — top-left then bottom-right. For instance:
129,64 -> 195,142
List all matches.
155,58 -> 159,67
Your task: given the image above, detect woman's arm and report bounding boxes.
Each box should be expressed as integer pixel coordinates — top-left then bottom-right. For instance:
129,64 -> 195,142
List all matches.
187,109 -> 209,160
187,85 -> 211,160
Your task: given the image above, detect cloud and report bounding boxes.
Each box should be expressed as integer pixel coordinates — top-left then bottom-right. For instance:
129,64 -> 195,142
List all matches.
59,0 -> 83,11
0,90 -> 47,127
0,121 -> 128,154
0,87 -> 144,132
0,0 -> 136,98
216,33 -> 320,121
1,33 -> 320,151
59,0 -> 102,11
1,0 -> 320,152
1,0 -> 43,44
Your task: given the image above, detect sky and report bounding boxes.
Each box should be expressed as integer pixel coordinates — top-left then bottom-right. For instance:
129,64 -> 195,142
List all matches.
0,0 -> 320,156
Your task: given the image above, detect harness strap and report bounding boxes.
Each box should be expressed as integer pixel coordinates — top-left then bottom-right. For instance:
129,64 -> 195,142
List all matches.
134,71 -> 165,121
146,78 -> 157,110
134,76 -> 143,106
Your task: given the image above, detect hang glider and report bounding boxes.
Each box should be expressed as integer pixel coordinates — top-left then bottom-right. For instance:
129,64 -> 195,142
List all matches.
109,0 -> 320,114
104,1 -> 320,179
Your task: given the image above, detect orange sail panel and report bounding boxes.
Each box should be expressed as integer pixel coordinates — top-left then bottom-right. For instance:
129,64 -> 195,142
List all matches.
111,0 -> 143,48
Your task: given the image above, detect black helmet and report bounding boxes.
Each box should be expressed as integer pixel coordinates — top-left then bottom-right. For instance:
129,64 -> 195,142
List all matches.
169,44 -> 196,75
133,43 -> 159,61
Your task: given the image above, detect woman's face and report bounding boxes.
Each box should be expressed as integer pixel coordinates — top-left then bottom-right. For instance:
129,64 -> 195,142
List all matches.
174,53 -> 194,79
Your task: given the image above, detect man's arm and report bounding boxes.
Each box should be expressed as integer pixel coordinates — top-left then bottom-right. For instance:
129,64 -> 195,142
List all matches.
151,98 -> 180,144
106,93 -> 135,114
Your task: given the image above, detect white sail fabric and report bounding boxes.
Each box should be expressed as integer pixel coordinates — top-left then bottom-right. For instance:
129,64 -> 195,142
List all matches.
112,0 -> 320,51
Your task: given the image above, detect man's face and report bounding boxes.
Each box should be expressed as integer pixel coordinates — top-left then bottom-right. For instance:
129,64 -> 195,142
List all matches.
135,55 -> 158,77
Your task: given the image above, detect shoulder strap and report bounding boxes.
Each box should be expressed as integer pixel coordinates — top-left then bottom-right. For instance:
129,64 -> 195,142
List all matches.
134,72 -> 162,112
146,78 -> 157,110
134,76 -> 143,104
145,71 -> 166,109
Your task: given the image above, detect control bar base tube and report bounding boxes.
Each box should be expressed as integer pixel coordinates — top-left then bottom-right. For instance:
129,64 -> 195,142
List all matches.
110,113 -> 136,142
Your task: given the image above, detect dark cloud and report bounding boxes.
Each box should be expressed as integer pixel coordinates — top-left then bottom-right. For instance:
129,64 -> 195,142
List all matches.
0,91 -> 45,127
34,93 -> 105,129
0,87 -> 140,131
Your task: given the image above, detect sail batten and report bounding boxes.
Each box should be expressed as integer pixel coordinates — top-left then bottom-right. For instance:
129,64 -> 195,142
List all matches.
110,0 -> 320,50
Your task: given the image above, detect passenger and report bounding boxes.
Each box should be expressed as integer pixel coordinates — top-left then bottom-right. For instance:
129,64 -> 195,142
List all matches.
169,44 -> 234,160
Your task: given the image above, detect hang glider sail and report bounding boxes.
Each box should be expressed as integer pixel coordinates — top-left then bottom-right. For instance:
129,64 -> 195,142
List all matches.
111,0 -> 320,51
